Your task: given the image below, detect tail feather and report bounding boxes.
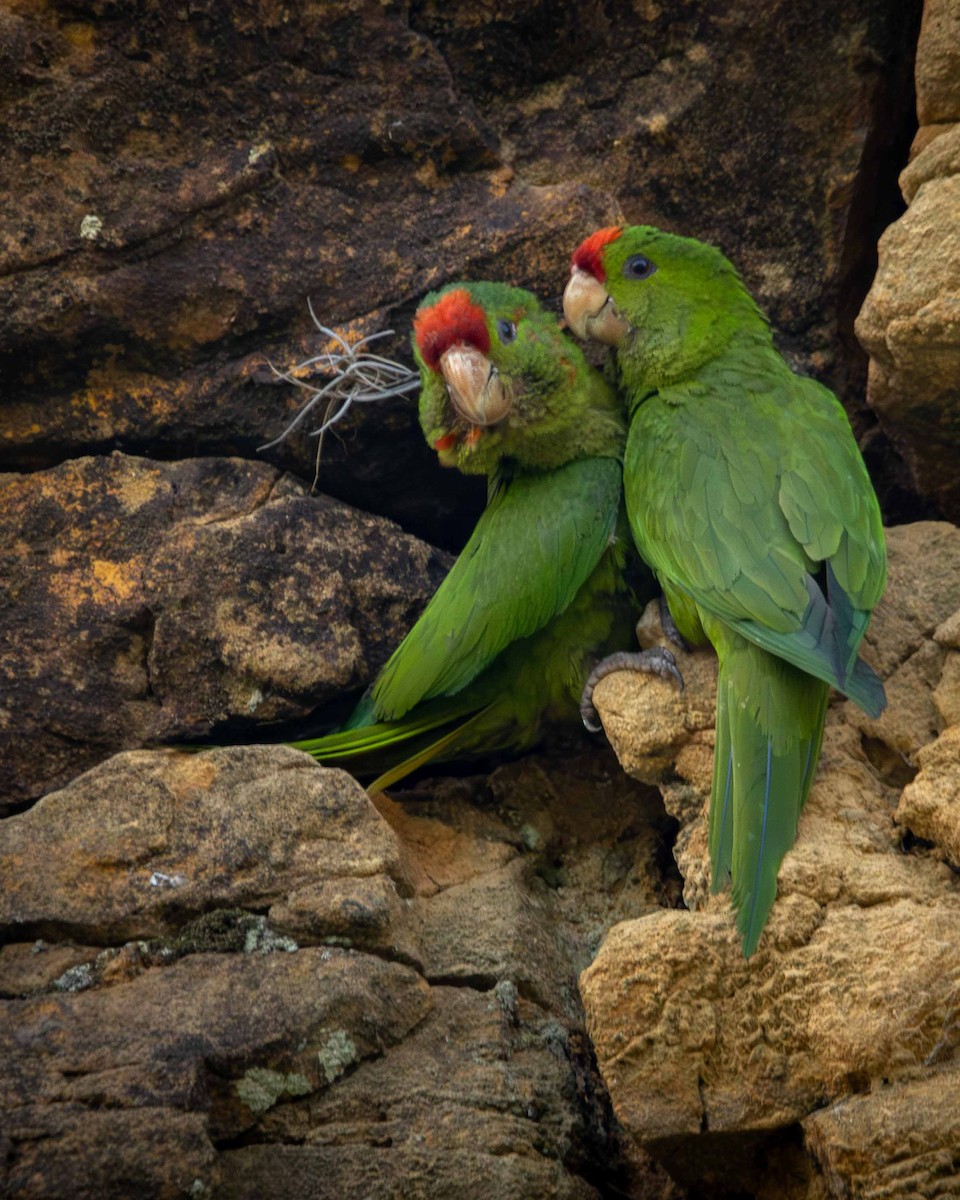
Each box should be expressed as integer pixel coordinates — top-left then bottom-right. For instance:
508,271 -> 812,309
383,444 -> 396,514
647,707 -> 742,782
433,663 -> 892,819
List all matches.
290,691 -> 486,777
709,631 -> 829,956
708,677 -> 735,889
729,723 -> 804,957
367,704 -> 497,793
736,574 -> 886,718
847,656 -> 886,720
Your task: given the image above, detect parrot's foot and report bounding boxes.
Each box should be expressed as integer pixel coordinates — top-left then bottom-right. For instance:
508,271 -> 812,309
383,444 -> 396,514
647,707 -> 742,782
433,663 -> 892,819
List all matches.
659,594 -> 693,652
580,647 -> 684,732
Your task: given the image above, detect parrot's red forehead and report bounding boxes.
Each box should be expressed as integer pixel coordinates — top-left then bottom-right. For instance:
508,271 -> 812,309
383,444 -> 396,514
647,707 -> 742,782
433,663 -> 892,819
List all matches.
571,226 -> 623,282
414,288 -> 490,370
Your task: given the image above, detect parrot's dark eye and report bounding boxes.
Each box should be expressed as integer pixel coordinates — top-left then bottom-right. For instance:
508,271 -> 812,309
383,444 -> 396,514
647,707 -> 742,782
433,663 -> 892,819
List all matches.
623,254 -> 657,280
497,319 -> 518,344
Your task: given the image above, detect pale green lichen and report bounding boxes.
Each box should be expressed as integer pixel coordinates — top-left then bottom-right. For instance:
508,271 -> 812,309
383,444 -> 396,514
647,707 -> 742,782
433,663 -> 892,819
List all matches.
317,1030 -> 358,1083
53,962 -> 96,992
243,919 -> 298,955
236,1067 -> 312,1115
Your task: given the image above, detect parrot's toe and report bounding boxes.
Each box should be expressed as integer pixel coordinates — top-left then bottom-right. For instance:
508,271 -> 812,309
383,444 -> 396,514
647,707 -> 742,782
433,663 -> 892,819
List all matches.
580,646 -> 685,730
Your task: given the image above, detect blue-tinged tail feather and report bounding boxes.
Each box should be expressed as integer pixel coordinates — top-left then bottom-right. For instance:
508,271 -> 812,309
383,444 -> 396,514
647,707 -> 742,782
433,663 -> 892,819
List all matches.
709,677 -> 735,888
709,629 -> 830,956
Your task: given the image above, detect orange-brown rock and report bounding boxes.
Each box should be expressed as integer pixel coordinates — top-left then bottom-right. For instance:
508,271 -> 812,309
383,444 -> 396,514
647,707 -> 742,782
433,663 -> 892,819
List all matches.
856,0 -> 960,521
896,723 -> 960,866
805,1066 -> 960,1198
0,453 -> 448,808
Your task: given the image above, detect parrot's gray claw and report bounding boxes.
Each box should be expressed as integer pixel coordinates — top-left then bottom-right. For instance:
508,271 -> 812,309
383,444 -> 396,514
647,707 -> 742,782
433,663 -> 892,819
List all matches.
580,646 -> 685,732
659,594 -> 693,652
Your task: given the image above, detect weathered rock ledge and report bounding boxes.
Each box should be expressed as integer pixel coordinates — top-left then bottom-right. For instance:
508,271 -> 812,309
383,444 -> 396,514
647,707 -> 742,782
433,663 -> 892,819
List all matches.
0,743 -> 679,1199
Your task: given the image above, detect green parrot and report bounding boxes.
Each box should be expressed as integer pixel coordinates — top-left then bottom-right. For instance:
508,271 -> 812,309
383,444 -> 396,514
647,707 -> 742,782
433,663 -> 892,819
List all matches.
563,225 -> 887,956
291,282 -> 642,791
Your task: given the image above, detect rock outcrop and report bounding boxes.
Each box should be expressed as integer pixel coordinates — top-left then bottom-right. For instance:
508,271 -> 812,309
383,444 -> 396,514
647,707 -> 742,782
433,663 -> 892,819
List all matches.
0,454 -> 449,810
1,2 -> 952,1197
0,0 -> 923,532
856,0 -> 960,520
0,743 -> 679,1199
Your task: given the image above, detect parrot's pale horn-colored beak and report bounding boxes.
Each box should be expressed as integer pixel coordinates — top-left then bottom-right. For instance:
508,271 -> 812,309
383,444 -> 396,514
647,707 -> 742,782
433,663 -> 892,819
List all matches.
563,267 -> 632,345
440,345 -> 513,426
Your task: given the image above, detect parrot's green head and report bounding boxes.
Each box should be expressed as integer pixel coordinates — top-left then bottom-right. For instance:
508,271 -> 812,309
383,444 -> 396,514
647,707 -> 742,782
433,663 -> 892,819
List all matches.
563,225 -> 767,392
413,281 -> 624,475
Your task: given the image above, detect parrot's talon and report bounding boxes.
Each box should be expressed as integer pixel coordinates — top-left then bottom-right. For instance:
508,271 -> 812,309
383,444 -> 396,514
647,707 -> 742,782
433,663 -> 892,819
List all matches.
580,646 -> 686,731
659,594 -> 693,652
581,711 -> 603,734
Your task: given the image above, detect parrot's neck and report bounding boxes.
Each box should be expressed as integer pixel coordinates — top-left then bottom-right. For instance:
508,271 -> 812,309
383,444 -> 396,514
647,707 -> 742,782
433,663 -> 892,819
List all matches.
619,314 -> 772,393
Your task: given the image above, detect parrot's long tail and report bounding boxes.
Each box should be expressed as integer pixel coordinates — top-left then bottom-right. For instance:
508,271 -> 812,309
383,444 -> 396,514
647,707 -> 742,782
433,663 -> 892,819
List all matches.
708,629 -> 829,957
289,696 -> 502,794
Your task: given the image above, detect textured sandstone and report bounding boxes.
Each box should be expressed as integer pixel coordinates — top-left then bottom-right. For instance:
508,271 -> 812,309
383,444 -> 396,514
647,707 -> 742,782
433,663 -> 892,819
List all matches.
805,1066 -> 960,1200
217,987 -> 608,1200
855,177 -> 960,517
0,2 -> 947,1196
0,454 -> 448,808
2,947 -> 430,1199
896,724 -> 960,865
915,0 -> 960,126
0,742 -> 677,1198
0,747 -> 416,954
856,0 -> 960,521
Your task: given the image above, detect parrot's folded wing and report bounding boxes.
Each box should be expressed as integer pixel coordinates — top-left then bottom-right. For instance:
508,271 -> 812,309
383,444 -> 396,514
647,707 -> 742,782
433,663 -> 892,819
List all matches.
629,374 -> 886,714
371,455 -> 622,721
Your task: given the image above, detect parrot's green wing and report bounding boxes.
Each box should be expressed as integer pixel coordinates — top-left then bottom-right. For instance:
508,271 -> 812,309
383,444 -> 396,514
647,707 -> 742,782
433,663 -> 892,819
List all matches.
371,455 -> 622,721
626,366 -> 886,716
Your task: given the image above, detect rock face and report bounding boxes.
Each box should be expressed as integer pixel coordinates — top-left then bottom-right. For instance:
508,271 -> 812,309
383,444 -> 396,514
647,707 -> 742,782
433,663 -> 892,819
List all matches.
582,522 -> 960,1197
0,453 -> 448,810
0,743 -> 679,1199
0,0 -> 924,533
1,2 -> 954,1198
856,0 -> 960,520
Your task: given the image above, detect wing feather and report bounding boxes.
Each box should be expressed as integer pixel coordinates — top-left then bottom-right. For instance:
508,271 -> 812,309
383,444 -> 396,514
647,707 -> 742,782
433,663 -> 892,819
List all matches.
624,357 -> 886,711
371,456 -> 622,720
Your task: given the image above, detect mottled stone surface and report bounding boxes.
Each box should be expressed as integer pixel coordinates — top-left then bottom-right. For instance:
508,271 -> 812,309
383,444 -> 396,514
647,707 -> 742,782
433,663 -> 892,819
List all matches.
897,723 -> 960,866
0,747 -> 413,950
806,1067 -> 960,1200
856,0 -> 960,521
915,0 -> 960,125
0,0 -> 924,531
2,947 -> 430,1199
0,453 -> 448,808
0,2 -> 949,1197
855,175 -> 960,518
0,742 -> 679,1199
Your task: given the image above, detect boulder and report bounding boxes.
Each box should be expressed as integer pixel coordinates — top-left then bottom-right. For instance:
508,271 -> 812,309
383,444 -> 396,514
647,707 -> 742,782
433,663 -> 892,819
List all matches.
855,0 -> 960,520
0,454 -> 448,808
1,0 -> 924,532
0,742 -> 679,1199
